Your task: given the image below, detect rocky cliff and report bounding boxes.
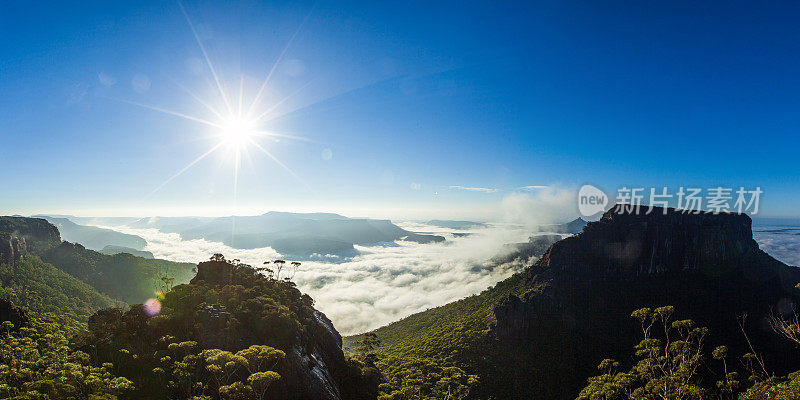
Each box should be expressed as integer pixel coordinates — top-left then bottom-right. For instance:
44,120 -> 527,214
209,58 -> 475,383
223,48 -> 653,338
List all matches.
191,260 -> 365,400
0,298 -> 30,330
0,216 -> 61,243
488,205 -> 800,399
537,205 -> 775,278
0,233 -> 26,266
80,259 -> 377,399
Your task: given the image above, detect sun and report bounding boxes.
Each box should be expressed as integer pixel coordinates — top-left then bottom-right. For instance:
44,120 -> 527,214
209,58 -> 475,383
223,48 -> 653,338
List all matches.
220,117 -> 257,148
110,2 -> 315,199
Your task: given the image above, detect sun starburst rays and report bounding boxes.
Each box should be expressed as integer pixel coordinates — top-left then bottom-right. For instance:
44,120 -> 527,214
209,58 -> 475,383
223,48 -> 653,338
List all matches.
113,2 -> 320,205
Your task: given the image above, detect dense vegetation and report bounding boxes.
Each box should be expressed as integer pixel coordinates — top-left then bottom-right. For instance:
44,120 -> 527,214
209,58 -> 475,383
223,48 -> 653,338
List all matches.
42,242 -> 196,304
346,272 -> 528,360
344,272 -> 536,400
0,255 -> 122,329
578,306 -> 800,400
70,255 -> 376,399
0,314 -> 134,399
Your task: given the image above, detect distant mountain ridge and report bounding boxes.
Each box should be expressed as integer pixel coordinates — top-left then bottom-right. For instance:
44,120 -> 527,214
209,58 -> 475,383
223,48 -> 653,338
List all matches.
536,217 -> 587,234
100,245 -> 155,259
124,211 -> 445,256
425,220 -> 487,229
1,216 -> 194,304
34,215 -> 147,251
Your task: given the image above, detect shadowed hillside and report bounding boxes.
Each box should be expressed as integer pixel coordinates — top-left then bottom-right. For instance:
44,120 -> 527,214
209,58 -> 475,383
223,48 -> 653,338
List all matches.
351,206 -> 800,399
1,216 -> 195,304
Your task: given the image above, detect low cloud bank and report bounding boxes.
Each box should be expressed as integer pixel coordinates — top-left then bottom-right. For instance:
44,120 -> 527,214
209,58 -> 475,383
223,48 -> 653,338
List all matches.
103,222 -> 534,336
93,189 -> 582,336
753,226 -> 800,267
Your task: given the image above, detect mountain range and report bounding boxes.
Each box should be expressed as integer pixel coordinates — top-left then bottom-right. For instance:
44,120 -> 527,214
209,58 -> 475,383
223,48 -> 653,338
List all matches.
122,212 -> 445,256
3,208 -> 800,399
34,215 -> 147,251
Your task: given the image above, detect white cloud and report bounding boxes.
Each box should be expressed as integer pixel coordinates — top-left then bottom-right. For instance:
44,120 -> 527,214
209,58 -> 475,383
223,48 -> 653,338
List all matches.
499,186 -> 578,227
92,188 -> 585,336
753,226 -> 800,267
519,185 -> 549,191
101,222 -> 534,336
449,185 -> 498,193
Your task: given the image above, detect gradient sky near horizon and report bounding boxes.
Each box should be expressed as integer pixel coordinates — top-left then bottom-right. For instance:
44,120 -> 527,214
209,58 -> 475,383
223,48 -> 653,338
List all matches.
3,1 -> 800,219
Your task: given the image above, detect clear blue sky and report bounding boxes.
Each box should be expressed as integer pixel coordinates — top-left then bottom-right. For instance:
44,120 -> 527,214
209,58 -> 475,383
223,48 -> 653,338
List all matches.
2,1 -> 799,219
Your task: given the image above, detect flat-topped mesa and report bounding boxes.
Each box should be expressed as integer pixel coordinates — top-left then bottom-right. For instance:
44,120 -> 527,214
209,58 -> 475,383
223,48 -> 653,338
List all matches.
492,204 -> 800,387
536,204 -> 763,278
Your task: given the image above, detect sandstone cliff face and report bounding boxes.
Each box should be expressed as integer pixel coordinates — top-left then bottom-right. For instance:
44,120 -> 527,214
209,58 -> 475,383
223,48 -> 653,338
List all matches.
0,233 -> 26,266
490,205 -> 800,399
0,216 -> 61,243
537,205 -> 763,278
0,216 -> 61,254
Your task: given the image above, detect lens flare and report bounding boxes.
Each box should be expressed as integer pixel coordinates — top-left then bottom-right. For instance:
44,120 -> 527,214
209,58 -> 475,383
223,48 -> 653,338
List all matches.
144,298 -> 162,316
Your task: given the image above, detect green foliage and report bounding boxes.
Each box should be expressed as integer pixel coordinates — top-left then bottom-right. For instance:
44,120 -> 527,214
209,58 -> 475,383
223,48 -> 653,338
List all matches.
577,308 -> 710,399
347,272 -> 530,362
0,255 -> 121,329
350,331 -> 478,399
376,356 -> 478,400
577,307 -> 746,400
75,259 -> 321,399
740,372 -> 800,399
42,242 -> 195,303
0,315 -> 134,399
344,272 -> 537,399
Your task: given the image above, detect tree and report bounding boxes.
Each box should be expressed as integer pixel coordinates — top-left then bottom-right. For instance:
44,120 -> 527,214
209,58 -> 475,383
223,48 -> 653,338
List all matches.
289,262 -> 301,280
356,332 -> 381,364
272,260 -> 286,280
577,306 -> 734,400
0,315 -> 134,399
256,262 -> 274,279
218,381 -> 254,400
738,296 -> 800,399
236,345 -> 285,374
248,371 -> 281,399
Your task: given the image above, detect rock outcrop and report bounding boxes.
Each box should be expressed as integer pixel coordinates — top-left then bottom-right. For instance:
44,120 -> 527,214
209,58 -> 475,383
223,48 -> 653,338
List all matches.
0,297 -> 30,330
190,260 -> 375,400
0,233 -> 26,266
537,205 -> 769,278
489,205 -> 800,399
0,216 -> 61,244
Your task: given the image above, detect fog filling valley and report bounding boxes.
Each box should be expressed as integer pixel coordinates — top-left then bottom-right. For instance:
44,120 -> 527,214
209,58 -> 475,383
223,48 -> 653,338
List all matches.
84,187 -> 800,337
753,225 -> 800,267
98,222 -> 537,335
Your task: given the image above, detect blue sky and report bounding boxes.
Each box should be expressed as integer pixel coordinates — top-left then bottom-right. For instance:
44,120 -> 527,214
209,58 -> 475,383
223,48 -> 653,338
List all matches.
2,0 -> 800,219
